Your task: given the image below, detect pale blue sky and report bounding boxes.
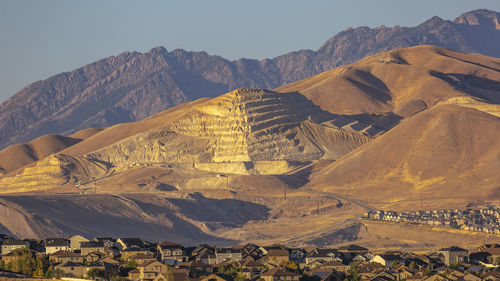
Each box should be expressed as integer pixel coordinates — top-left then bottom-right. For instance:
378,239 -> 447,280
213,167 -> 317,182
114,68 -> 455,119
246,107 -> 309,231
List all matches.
1,0 -> 500,102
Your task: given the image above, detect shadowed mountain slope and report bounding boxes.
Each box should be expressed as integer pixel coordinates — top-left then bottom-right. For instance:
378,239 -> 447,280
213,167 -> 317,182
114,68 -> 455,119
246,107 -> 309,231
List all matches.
309,104 -> 500,209
1,9 -> 500,149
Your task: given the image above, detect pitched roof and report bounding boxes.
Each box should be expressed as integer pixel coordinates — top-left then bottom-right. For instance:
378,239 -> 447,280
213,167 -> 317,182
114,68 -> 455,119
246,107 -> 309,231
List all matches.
81,241 -> 104,248
119,237 -> 144,247
308,248 -> 338,257
55,261 -> 85,267
268,249 -> 289,257
1,239 -> 27,246
129,253 -> 156,260
51,250 -> 81,258
46,238 -> 69,247
438,246 -> 468,252
261,268 -> 300,277
338,244 -> 368,252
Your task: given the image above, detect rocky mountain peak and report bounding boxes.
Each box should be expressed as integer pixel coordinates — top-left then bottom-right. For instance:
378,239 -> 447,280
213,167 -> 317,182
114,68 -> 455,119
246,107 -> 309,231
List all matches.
454,9 -> 500,30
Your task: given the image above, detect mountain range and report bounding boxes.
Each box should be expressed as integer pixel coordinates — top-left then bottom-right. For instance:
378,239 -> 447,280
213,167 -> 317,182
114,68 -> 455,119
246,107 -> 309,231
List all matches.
0,44 -> 498,248
1,9 -> 500,149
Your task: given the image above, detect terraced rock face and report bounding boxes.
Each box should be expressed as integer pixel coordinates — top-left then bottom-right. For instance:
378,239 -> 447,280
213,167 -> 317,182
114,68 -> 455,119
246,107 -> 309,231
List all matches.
86,89 -> 371,175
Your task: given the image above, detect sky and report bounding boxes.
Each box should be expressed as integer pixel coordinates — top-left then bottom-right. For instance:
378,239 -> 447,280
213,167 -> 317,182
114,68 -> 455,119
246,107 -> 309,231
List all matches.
1,0 -> 500,102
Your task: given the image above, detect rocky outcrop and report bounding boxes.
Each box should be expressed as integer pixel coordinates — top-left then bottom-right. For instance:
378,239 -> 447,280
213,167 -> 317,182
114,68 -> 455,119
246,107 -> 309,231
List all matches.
1,10 -> 500,149
85,89 -> 371,176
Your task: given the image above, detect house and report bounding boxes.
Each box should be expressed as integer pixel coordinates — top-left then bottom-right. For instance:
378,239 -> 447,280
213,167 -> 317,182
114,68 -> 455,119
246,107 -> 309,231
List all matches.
121,245 -> 153,261
484,247 -> 500,265
234,243 -> 264,261
117,238 -> 144,250
69,235 -> 89,251
267,249 -> 290,263
92,237 -> 116,248
128,260 -> 171,281
289,249 -> 306,262
240,259 -> 265,278
157,241 -> 186,265
127,253 -> 157,264
49,250 -> 83,264
80,241 -> 105,256
261,267 -> 300,281
176,260 -> 214,278
54,261 -> 86,278
85,251 -> 106,263
320,261 -> 351,274
357,262 -> 386,279
103,246 -> 120,258
172,268 -> 191,281
194,247 -> 217,264
101,258 -> 121,279
45,238 -> 70,254
306,268 -> 344,281
85,260 -> 107,277
305,248 -> 338,264
437,246 -> 468,266
0,239 -> 29,255
215,248 -> 243,263
371,254 -> 404,268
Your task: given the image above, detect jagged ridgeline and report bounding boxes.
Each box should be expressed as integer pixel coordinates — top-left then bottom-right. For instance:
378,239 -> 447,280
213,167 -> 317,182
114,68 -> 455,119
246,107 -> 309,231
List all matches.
0,89 -> 375,192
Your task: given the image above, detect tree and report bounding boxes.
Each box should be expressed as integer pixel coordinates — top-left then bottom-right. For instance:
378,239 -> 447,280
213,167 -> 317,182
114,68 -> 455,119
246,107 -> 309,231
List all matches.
126,260 -> 138,269
423,265 -> 432,276
33,258 -> 45,277
347,263 -> 360,281
87,268 -> 105,280
408,261 -> 417,271
391,260 -> 400,268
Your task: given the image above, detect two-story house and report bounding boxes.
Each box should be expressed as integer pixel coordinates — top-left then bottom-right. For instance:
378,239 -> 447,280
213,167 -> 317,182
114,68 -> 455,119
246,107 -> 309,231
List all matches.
0,239 -> 29,255
45,238 -> 70,254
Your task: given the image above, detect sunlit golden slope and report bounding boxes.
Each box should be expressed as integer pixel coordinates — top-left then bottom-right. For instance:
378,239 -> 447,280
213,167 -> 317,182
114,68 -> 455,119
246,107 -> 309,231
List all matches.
0,89 -> 373,193
276,45 -> 500,117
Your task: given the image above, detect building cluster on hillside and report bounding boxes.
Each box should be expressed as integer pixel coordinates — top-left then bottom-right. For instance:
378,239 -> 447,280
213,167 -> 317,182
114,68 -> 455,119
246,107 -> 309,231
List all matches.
365,206 -> 500,235
0,234 -> 500,281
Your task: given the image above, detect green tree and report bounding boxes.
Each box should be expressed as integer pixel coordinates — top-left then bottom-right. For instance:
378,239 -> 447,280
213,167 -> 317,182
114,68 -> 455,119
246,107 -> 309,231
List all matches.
347,263 -> 360,281
126,260 -> 138,269
391,260 -> 400,268
408,261 -> 417,271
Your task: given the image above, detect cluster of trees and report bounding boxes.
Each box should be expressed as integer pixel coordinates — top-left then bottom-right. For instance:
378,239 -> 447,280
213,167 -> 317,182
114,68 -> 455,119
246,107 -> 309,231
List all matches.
0,248 -> 64,278
216,265 -> 248,281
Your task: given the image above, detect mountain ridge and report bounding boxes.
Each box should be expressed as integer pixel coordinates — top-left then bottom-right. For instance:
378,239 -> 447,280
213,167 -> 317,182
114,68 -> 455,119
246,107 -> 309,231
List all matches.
1,9 -> 500,149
